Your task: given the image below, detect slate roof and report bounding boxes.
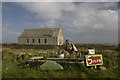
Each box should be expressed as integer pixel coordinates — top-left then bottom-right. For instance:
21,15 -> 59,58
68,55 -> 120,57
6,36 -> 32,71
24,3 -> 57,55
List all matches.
19,28 -> 61,38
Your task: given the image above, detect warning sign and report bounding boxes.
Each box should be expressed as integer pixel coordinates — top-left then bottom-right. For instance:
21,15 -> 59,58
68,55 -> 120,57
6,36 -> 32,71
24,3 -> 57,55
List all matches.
85,54 -> 103,66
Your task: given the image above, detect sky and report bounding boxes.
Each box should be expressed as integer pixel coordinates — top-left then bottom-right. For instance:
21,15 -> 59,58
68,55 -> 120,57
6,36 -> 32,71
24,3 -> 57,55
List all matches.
2,1 -> 119,43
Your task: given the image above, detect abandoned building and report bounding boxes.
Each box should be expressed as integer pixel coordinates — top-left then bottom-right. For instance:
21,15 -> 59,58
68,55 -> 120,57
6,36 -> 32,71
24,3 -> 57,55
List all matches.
18,28 -> 64,45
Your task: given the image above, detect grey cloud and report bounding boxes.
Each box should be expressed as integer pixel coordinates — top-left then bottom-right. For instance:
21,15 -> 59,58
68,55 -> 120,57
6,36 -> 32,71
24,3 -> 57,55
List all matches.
16,2 -> 118,43
2,0 -> 119,2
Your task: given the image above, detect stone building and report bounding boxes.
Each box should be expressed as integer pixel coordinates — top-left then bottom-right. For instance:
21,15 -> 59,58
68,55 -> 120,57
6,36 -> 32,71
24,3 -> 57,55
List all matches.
18,28 -> 64,45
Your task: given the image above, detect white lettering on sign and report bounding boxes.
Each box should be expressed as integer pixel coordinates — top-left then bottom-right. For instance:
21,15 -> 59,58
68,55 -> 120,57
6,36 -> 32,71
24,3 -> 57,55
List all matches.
86,54 -> 103,66
88,56 -> 102,64
88,56 -> 92,64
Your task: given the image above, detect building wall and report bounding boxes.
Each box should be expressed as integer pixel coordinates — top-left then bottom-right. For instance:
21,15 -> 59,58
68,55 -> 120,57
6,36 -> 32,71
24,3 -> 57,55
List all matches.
18,37 -> 58,45
18,28 -> 64,45
57,29 -> 64,45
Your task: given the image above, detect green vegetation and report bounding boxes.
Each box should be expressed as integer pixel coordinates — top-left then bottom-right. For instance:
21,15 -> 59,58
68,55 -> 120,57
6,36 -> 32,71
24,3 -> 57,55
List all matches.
40,61 -> 63,70
2,44 -> 119,79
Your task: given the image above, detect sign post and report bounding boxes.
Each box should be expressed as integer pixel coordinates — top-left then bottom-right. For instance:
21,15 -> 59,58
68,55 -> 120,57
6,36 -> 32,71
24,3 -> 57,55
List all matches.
86,49 -> 103,68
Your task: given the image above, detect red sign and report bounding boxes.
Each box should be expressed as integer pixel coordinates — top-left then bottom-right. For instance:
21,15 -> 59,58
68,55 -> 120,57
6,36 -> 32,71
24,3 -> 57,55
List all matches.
86,54 -> 103,66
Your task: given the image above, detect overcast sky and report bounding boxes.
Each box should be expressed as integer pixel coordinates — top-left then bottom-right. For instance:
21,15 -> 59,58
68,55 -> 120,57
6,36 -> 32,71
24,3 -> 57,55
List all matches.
2,2 -> 119,43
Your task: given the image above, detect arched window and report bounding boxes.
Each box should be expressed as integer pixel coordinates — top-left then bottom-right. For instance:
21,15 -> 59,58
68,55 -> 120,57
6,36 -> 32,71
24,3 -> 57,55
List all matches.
39,39 -> 40,43
33,39 -> 34,43
27,39 -> 29,43
45,39 -> 47,43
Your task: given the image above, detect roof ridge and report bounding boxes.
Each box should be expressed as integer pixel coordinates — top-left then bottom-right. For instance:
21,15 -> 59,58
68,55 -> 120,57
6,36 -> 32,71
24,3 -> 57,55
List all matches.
19,28 -> 61,37
25,28 -> 60,30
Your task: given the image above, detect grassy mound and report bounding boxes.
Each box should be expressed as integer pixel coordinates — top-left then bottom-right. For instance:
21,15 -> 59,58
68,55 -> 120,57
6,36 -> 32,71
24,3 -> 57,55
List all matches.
40,61 -> 63,70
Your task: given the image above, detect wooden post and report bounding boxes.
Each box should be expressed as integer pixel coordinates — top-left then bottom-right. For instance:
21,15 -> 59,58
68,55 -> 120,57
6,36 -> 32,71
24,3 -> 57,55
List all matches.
95,65 -> 97,69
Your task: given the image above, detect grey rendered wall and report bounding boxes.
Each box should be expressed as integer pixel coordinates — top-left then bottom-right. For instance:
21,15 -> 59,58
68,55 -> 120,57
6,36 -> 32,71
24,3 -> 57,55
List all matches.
18,37 -> 58,45
57,29 -> 64,45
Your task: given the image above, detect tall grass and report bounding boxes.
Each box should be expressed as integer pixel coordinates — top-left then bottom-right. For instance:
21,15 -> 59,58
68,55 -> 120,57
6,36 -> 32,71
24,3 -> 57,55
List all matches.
2,44 -> 119,78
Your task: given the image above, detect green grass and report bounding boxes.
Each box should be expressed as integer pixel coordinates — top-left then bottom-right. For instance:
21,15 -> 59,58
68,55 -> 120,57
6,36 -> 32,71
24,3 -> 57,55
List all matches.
40,61 -> 63,70
2,47 -> 119,78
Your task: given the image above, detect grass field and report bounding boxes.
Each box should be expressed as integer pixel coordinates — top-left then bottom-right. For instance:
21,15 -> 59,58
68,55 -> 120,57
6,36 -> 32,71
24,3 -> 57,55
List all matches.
1,44 -> 119,79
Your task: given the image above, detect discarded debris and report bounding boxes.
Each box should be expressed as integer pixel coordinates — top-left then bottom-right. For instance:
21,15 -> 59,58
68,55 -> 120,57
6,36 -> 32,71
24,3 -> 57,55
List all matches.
98,66 -> 106,70
29,56 -> 43,60
58,54 -> 64,58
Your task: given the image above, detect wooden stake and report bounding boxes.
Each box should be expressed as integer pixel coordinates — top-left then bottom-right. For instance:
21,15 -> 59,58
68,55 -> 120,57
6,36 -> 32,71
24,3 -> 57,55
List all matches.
95,65 -> 97,69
